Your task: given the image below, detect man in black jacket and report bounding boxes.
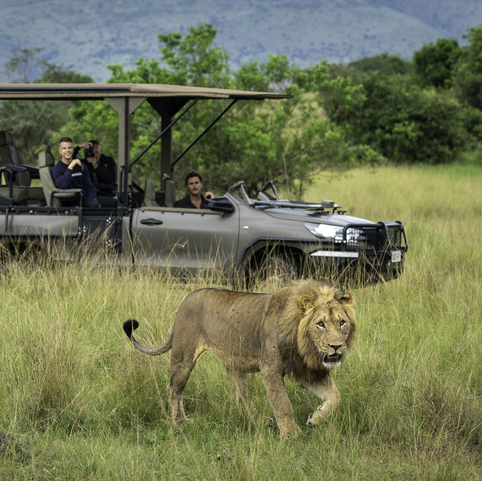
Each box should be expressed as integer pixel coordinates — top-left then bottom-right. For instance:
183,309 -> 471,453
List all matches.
75,140 -> 117,197
174,171 -> 213,209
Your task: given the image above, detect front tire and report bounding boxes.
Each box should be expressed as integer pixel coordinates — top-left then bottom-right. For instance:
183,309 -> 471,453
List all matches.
248,254 -> 299,289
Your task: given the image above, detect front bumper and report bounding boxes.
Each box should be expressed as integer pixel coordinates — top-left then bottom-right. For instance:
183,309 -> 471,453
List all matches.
309,221 -> 408,282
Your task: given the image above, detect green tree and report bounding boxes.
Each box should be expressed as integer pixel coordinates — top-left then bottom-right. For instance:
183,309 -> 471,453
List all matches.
413,38 -> 461,88
309,61 -> 386,168
4,47 -> 44,83
314,61 -> 366,124
454,26 -> 482,110
60,23 -> 233,188
344,74 -> 470,163
61,24 -> 373,199
327,53 -> 413,88
157,23 -> 231,87
348,53 -> 413,76
0,48 -> 93,164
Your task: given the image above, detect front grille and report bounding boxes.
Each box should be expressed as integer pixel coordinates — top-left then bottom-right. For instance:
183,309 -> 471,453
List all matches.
344,222 -> 406,254
345,225 -> 377,252
386,225 -> 403,249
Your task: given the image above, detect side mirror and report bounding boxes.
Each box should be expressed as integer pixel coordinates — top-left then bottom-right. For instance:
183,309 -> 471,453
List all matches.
207,196 -> 235,213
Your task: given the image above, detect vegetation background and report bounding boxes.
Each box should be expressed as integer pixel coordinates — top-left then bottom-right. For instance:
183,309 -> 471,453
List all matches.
1,163 -> 481,479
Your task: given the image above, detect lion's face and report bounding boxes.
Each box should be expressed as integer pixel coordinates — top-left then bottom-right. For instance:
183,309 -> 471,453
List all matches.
307,302 -> 354,369
295,284 -> 356,370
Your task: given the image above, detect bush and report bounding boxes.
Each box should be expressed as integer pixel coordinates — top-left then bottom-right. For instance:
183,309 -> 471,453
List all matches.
349,74 -> 471,163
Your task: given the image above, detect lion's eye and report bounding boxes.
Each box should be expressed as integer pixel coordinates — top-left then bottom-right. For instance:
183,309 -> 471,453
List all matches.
317,321 -> 325,329
340,320 -> 346,327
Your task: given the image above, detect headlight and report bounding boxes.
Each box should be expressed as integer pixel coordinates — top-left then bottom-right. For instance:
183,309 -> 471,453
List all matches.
305,222 -> 343,242
305,222 -> 365,243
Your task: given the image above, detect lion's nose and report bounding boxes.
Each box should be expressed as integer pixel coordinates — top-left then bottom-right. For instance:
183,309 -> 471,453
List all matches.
328,344 -> 342,351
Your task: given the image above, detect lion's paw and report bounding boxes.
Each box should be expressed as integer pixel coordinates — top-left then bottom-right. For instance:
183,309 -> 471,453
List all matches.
279,424 -> 301,440
306,411 -> 321,427
173,416 -> 193,425
260,416 -> 276,427
306,404 -> 326,427
307,412 -> 315,427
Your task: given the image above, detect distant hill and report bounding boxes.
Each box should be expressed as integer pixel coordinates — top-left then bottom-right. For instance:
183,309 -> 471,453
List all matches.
1,0 -> 482,82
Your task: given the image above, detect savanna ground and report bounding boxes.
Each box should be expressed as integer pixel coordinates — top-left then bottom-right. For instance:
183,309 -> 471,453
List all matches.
1,164 -> 481,480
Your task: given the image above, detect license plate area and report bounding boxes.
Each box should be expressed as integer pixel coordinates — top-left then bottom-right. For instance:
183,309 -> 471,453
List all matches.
391,250 -> 402,263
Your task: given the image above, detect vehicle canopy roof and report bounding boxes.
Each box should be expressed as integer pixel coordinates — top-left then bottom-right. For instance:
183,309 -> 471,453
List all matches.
0,83 -> 291,101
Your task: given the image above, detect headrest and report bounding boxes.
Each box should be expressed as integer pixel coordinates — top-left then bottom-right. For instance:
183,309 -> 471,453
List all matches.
0,131 -> 13,147
38,151 -> 55,168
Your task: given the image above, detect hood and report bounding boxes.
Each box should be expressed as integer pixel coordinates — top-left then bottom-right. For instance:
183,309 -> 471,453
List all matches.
261,207 -> 377,227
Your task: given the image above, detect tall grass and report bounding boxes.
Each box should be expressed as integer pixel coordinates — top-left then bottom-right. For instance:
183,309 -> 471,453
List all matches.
1,164 -> 481,480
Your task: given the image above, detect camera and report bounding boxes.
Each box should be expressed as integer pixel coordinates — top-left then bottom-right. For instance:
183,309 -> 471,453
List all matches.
84,146 -> 95,158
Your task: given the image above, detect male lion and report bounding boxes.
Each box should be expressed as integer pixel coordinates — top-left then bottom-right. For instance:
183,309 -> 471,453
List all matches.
123,279 -> 356,439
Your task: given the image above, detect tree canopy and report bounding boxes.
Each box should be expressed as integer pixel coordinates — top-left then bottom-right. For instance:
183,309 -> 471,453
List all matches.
0,48 -> 93,164
57,23 -> 382,198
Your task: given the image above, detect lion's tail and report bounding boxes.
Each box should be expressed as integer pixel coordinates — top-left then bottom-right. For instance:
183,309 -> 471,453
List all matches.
123,319 -> 173,356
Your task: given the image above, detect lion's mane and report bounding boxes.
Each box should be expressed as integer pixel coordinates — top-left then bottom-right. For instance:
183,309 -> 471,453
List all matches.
279,279 -> 357,372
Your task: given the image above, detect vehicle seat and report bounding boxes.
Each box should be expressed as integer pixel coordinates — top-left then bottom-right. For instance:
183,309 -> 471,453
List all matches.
0,168 -> 29,204
0,131 -> 29,185
38,151 -> 82,207
0,131 -> 45,205
142,178 -> 159,207
0,131 -> 29,204
0,131 -> 15,165
164,179 -> 176,207
15,147 -> 45,205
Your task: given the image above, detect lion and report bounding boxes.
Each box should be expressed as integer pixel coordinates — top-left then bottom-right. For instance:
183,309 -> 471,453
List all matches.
123,279 -> 356,439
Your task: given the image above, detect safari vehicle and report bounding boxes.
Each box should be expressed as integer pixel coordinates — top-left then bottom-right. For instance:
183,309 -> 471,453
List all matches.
0,83 -> 407,284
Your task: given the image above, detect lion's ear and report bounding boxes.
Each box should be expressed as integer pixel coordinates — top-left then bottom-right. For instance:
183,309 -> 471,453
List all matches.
297,295 -> 315,315
339,292 -> 354,306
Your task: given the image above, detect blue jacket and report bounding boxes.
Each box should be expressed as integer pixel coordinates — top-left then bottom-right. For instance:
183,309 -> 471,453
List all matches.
52,161 -> 97,199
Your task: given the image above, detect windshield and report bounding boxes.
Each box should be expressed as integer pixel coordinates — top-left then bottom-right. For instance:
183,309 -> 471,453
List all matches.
228,181 -> 252,205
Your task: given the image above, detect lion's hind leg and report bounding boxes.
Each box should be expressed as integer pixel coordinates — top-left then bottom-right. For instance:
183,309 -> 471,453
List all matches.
167,380 -> 191,425
168,341 -> 207,425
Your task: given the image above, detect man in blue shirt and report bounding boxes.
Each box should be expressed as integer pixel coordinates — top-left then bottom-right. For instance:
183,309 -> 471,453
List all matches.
52,137 -> 99,207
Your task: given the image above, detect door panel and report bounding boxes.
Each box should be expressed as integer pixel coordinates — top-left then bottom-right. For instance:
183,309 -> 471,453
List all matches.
132,207 -> 239,269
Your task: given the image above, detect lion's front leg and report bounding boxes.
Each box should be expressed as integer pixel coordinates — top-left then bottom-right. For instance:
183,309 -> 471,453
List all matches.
225,368 -> 259,424
260,367 -> 301,439
300,375 -> 341,427
225,367 -> 250,405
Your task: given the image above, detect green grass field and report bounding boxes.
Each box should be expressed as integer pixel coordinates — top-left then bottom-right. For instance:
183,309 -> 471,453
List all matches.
1,164 -> 481,480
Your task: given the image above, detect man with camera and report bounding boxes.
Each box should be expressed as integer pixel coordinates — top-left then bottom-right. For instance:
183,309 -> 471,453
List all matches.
174,171 -> 214,209
52,137 -> 99,207
75,140 -> 117,198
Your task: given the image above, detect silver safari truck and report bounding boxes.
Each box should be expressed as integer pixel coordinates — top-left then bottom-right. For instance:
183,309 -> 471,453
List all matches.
0,83 -> 407,284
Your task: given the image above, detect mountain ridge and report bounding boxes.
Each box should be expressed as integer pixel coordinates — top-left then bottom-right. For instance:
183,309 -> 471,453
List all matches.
1,0 -> 481,82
